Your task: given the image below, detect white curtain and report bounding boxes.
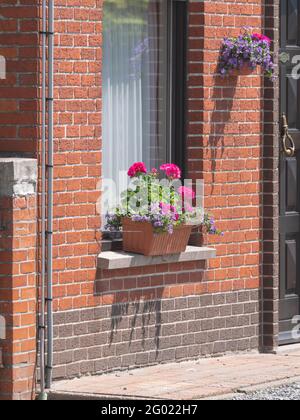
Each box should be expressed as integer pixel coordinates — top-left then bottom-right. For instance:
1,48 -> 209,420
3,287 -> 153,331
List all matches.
103,0 -> 168,192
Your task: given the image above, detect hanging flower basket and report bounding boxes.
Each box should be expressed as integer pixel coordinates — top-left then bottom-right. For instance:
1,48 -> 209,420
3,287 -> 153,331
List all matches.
230,65 -> 256,77
123,217 -> 193,256
219,29 -> 275,80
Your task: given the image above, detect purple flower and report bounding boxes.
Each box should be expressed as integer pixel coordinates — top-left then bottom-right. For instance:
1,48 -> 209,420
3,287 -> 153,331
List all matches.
167,225 -> 174,235
154,221 -> 164,228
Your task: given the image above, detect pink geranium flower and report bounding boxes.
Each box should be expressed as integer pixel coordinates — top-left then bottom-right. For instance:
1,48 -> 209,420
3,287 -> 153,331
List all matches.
160,163 -> 181,179
183,204 -> 195,213
159,202 -> 180,221
159,202 -> 174,214
127,162 -> 147,178
178,186 -> 195,200
252,33 -> 271,44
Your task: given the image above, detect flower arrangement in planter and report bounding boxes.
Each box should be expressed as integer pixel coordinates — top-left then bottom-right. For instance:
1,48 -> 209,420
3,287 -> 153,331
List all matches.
105,162 -> 222,256
219,28 -> 275,80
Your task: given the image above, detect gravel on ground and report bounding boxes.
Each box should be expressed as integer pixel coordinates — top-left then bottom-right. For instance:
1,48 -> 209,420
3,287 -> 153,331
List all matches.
232,382 -> 300,400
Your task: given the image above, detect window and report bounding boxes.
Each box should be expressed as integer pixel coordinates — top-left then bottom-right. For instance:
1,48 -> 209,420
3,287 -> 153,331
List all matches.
103,0 -> 187,198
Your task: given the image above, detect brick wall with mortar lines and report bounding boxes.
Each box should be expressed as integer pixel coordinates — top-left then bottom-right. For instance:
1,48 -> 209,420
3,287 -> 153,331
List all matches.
53,290 -> 259,378
49,0 -> 266,379
187,0 -> 263,291
0,0 -> 273,385
0,193 -> 37,400
262,0 -> 280,350
51,0 -> 102,315
0,0 -> 39,155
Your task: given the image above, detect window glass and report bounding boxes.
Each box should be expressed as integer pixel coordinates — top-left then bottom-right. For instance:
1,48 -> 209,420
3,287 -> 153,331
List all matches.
103,0 -> 169,190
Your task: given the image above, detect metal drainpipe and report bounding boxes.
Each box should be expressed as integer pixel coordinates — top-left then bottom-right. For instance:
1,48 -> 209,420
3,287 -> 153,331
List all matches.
46,0 -> 54,390
38,0 -> 47,401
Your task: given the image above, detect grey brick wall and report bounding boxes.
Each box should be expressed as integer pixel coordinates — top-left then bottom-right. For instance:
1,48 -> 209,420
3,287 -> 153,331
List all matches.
52,289 -> 260,380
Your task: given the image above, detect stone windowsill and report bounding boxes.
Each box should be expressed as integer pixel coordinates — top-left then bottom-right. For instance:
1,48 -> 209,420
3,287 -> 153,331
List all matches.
97,246 -> 216,270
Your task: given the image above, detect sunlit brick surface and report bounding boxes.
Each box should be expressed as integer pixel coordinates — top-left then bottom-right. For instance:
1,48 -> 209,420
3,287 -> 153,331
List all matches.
0,195 -> 37,400
0,0 -> 280,394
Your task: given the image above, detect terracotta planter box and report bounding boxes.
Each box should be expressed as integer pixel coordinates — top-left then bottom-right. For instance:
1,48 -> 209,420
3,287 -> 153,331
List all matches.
122,218 -> 193,256
189,226 -> 204,247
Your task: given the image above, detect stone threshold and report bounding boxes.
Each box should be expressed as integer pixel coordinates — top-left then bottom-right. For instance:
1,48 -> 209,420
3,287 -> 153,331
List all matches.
98,245 -> 216,270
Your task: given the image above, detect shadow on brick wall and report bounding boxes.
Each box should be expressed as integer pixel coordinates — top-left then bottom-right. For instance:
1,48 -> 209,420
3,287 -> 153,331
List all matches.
0,197 -> 14,398
110,300 -> 162,356
208,67 -> 238,191
93,262 -> 206,363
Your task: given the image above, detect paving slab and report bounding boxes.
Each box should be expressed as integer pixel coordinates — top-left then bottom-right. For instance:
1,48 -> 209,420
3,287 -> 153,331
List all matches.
50,347 -> 300,400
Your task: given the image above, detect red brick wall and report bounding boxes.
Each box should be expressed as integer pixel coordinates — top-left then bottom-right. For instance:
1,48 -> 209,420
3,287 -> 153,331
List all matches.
0,0 -> 276,387
49,0 -> 266,379
0,194 -> 37,400
187,0 -> 263,294
49,0 -> 264,309
0,0 -> 39,155
51,0 -> 102,313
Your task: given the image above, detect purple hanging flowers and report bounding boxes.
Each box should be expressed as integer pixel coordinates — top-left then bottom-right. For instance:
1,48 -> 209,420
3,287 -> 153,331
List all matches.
219,29 -> 275,81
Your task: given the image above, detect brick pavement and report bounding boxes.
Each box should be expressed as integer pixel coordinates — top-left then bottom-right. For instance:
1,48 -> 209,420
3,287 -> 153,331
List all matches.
50,346 -> 300,400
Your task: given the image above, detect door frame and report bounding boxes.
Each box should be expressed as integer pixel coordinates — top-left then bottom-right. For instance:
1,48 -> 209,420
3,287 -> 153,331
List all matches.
277,0 -> 300,346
